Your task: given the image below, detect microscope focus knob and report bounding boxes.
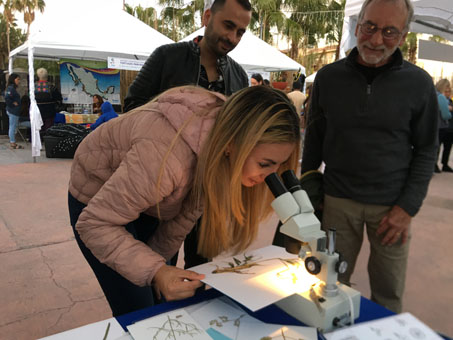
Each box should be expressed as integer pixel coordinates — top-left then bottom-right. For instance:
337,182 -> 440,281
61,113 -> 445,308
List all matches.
305,256 -> 321,275
336,260 -> 348,274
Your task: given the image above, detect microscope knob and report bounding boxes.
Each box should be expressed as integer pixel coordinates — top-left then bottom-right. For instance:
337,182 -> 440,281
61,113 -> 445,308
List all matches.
336,260 -> 348,274
305,256 -> 321,275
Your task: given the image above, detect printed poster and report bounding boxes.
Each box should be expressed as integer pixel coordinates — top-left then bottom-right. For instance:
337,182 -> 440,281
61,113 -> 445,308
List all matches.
59,58 -> 120,105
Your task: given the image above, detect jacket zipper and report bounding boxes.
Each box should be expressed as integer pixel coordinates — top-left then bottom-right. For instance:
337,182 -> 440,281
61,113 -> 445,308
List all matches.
196,56 -> 201,86
367,84 -> 371,95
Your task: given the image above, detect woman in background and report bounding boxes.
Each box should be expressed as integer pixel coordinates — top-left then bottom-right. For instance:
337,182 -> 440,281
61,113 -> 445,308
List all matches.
250,73 -> 263,86
435,79 -> 452,173
5,73 -> 23,149
92,94 -> 104,114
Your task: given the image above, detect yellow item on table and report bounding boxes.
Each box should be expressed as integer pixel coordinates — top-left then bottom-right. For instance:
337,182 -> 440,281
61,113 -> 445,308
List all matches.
65,113 -> 99,124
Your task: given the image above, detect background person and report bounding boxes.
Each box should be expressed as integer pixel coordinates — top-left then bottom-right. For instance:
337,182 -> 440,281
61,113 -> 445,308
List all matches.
35,67 -> 62,133
4,73 -> 23,149
434,79 -> 452,173
68,85 -> 300,317
124,0 -> 252,112
287,81 -> 306,115
90,101 -> 118,130
92,94 -> 104,114
301,0 -> 438,313
250,73 -> 263,86
445,82 -> 453,169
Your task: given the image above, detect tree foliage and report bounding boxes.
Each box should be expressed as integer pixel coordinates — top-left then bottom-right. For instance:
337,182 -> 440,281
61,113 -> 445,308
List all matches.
0,11 -> 26,69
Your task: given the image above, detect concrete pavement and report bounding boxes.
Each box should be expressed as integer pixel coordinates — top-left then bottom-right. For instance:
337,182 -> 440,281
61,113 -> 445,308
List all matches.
0,136 -> 452,339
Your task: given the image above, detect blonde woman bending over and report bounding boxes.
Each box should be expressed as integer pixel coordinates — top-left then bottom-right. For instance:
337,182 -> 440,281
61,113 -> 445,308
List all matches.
68,85 -> 300,316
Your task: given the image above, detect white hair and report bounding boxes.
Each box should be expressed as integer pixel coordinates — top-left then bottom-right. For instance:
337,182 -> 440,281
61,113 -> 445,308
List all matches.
36,68 -> 48,80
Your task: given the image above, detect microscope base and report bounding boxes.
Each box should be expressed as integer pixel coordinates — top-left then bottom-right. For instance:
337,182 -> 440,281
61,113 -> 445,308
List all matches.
275,283 -> 361,333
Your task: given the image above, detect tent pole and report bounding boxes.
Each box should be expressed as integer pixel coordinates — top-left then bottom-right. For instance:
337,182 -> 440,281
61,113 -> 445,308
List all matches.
8,57 -> 13,75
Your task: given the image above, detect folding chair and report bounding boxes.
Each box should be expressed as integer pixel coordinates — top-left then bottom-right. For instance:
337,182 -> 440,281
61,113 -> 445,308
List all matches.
17,121 -> 31,144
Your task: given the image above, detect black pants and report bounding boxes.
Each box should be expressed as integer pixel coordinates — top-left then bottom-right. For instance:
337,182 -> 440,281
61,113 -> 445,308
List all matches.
68,192 -> 160,317
439,128 -> 453,166
183,218 -> 208,269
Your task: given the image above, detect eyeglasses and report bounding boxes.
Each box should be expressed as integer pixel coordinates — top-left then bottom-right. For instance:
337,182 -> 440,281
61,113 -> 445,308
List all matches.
358,22 -> 402,40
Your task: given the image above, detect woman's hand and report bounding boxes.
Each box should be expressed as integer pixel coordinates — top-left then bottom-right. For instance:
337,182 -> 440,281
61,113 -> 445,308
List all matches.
153,265 -> 205,301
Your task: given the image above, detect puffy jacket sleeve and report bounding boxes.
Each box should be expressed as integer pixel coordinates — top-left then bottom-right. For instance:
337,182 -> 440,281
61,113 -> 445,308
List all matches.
75,138 -> 198,287
124,46 -> 166,112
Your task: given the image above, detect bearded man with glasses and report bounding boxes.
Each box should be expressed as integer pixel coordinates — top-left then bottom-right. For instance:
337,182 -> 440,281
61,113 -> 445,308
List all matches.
301,0 -> 438,313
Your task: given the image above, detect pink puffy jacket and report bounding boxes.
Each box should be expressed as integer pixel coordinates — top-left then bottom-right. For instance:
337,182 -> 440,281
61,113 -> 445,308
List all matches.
69,87 -> 225,286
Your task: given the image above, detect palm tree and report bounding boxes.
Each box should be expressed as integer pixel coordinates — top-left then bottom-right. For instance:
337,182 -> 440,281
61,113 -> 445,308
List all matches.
187,0 -> 204,31
21,0 -> 46,37
324,0 -> 346,60
283,17 -> 303,60
250,0 -> 286,43
158,0 -> 184,40
0,12 -> 26,68
401,32 -> 418,64
124,3 -> 134,15
135,4 -> 159,30
1,0 -> 22,58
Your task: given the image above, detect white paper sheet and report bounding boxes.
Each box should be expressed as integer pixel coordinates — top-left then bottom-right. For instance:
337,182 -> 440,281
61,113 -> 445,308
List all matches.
190,297 -> 264,339
324,312 -> 444,340
127,309 -> 212,340
190,296 -> 317,340
189,245 -> 319,311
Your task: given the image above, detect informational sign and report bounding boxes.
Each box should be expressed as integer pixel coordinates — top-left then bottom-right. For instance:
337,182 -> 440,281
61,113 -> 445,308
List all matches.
60,59 -> 121,105
418,40 -> 453,63
108,56 -> 145,71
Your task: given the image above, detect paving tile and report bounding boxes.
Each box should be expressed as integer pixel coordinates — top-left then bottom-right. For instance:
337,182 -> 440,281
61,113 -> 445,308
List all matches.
0,217 -> 18,252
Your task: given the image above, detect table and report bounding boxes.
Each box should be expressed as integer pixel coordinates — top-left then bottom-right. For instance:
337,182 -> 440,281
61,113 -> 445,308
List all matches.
117,288 -> 393,340
40,288 -> 452,340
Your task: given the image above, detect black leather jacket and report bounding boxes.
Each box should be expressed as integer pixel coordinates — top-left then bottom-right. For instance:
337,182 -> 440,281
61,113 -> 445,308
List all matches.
124,39 -> 249,112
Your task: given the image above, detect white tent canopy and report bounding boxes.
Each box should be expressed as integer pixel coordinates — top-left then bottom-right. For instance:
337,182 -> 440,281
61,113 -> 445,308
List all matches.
305,72 -> 317,84
181,27 -> 305,74
9,1 -> 173,62
8,0 -> 174,158
340,0 -> 453,58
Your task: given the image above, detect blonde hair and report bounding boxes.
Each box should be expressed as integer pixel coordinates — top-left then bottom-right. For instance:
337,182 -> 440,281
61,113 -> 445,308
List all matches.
193,86 -> 301,258
36,68 -> 48,80
436,79 -> 451,94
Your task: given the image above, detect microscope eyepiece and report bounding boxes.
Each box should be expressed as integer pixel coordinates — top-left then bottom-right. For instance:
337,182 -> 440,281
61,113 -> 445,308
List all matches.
265,173 -> 288,198
281,170 -> 302,193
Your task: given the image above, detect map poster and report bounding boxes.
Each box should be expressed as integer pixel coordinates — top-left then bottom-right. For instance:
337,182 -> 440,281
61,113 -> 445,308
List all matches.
59,58 -> 121,105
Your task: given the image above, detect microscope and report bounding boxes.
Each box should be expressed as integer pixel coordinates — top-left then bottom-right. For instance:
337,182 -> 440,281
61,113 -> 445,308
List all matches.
265,170 -> 360,332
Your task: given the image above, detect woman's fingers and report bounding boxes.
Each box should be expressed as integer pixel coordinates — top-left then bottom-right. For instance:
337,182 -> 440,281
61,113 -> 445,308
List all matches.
153,265 -> 205,301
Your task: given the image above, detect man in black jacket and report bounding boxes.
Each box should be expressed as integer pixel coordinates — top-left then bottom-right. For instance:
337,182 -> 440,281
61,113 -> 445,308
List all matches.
124,0 -> 251,112
302,0 -> 438,313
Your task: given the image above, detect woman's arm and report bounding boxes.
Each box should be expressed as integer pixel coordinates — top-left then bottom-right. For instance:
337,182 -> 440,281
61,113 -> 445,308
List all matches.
75,139 -> 194,287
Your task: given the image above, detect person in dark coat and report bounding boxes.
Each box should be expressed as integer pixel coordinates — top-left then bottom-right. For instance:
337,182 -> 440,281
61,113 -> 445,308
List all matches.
35,68 -> 62,133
